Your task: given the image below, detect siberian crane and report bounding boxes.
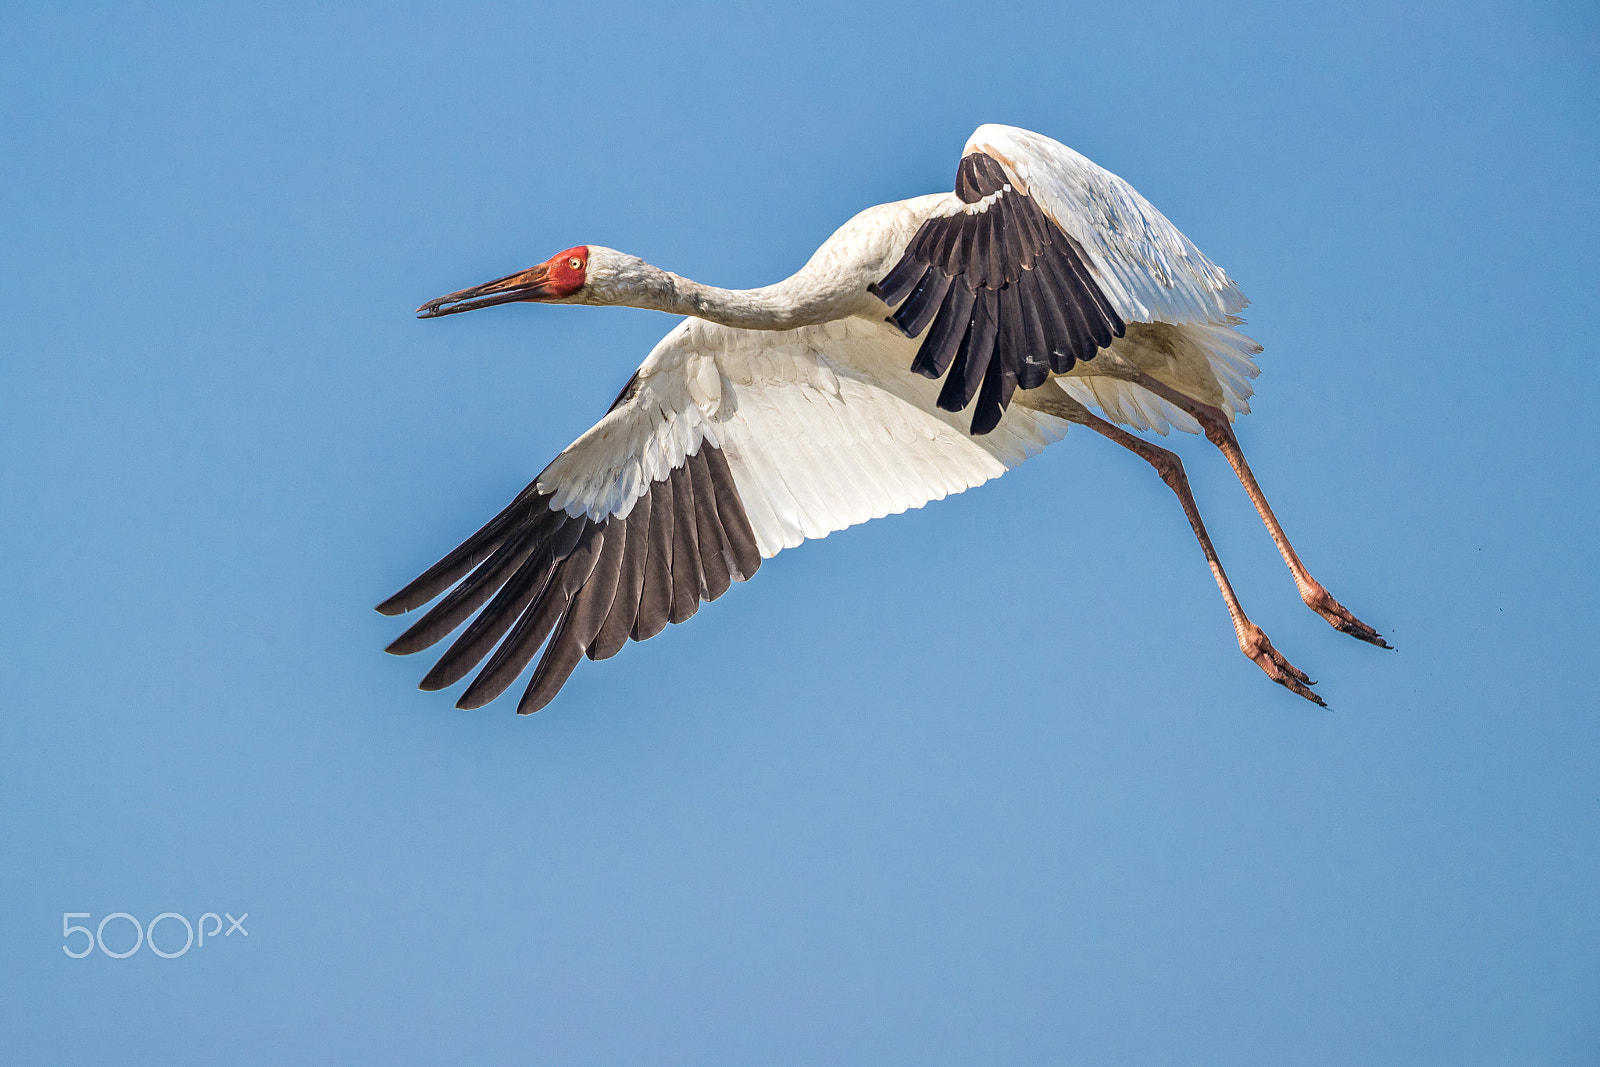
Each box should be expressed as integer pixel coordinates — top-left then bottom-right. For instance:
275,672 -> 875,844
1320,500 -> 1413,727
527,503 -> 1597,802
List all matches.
378,124 -> 1386,714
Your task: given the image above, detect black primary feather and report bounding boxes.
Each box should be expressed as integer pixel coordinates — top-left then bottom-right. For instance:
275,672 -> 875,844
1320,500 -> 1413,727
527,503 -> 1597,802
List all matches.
381,444 -> 762,712
874,150 -> 1125,434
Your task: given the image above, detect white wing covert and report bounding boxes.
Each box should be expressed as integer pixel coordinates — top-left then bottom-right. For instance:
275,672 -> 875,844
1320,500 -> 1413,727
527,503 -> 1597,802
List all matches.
966,124 -> 1245,326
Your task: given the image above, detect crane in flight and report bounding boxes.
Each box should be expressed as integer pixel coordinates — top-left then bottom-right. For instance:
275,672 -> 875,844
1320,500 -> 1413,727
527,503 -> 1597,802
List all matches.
379,124 -> 1386,714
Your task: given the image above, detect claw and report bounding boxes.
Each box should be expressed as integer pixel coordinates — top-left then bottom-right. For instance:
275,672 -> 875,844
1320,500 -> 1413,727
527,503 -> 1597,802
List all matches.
1301,582 -> 1391,649
1240,623 -> 1327,707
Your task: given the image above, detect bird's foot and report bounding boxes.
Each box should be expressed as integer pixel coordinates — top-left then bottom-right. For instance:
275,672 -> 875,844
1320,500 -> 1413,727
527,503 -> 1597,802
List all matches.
1240,623 -> 1326,707
1300,581 -> 1390,649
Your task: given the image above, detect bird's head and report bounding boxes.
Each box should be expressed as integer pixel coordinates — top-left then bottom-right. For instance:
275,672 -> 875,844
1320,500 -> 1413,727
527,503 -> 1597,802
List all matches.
416,245 -> 658,318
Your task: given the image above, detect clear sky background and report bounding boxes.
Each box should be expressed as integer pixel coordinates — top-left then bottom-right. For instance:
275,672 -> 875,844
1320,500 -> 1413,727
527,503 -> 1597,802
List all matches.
3,2 -> 1597,1063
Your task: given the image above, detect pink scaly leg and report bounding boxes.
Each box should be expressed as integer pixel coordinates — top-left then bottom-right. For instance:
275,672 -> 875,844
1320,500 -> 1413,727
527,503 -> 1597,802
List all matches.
1081,410 -> 1325,706
1129,372 -> 1389,648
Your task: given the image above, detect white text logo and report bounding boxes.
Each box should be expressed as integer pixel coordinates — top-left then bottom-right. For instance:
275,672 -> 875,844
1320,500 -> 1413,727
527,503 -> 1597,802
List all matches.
62,912 -> 249,959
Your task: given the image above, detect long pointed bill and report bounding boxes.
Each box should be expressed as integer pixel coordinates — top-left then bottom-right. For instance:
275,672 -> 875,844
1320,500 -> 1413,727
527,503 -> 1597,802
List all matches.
416,263 -> 556,318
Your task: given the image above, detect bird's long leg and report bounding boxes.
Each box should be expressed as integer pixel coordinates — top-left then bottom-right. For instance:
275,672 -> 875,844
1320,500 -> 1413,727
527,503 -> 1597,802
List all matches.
1078,410 -> 1325,707
1126,371 -> 1389,649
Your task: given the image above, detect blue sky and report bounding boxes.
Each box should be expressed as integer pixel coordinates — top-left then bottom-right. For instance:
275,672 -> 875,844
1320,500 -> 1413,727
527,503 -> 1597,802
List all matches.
3,1 -> 1597,1062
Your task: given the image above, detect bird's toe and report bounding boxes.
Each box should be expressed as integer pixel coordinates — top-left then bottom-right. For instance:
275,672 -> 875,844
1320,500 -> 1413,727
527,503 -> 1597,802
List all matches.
1240,623 -> 1327,708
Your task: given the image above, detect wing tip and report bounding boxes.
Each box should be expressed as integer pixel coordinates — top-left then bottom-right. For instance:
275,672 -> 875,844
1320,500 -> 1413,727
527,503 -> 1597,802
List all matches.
453,668 -> 507,708
374,592 -> 414,616
517,692 -> 555,715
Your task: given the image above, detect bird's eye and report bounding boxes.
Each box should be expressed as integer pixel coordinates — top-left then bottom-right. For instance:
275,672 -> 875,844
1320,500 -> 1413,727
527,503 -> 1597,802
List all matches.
568,257 -> 582,270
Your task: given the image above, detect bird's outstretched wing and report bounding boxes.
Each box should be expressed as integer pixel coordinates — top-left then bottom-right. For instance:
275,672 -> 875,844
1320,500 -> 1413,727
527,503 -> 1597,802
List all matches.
379,316 -> 1068,713
872,124 -> 1245,435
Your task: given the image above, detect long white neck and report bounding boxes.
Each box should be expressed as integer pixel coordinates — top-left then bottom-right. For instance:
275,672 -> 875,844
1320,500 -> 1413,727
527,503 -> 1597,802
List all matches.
583,245 -> 878,331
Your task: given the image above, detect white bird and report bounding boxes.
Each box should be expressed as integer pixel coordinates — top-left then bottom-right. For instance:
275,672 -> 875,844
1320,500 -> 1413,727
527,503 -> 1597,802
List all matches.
379,124 -> 1386,714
